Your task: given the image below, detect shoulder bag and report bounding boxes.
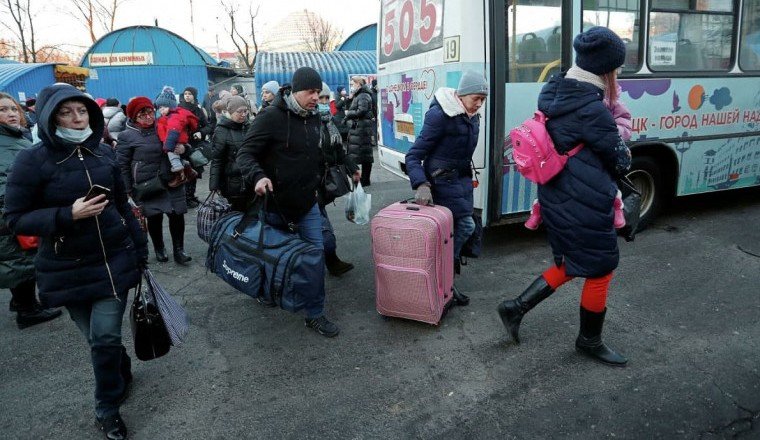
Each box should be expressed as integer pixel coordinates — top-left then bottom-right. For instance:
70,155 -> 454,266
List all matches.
132,173 -> 166,202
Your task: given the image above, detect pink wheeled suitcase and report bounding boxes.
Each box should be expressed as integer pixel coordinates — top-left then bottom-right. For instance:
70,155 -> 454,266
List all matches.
371,201 -> 455,325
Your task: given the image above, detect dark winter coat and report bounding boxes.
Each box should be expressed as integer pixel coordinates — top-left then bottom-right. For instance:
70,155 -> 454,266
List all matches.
318,115 -> 358,206
333,96 -> 350,137
202,92 -> 220,133
0,124 -> 35,288
178,100 -> 213,140
237,93 -> 322,222
3,84 -> 148,308
344,86 -> 376,164
209,116 -> 250,205
405,88 -> 479,219
537,73 -> 632,278
116,121 -> 188,217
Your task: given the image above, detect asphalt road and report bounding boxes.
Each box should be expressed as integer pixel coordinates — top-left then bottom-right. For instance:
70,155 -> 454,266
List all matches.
2,163 -> 759,439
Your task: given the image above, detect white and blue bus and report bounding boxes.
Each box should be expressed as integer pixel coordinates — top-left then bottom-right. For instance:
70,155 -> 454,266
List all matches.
376,0 -> 760,227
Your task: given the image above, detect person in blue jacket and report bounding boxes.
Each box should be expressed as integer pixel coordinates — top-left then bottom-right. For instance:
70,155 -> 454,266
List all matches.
4,83 -> 148,440
405,70 -> 489,306
497,27 -> 632,367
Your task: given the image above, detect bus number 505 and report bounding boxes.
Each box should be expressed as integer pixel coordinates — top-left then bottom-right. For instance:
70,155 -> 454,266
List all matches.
383,0 -> 439,56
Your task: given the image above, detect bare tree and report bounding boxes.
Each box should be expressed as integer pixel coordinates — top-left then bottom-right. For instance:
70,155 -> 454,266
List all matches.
66,0 -> 128,43
220,0 -> 260,73
302,11 -> 343,52
1,0 -> 37,62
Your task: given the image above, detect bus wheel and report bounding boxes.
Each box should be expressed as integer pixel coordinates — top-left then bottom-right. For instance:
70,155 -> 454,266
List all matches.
626,155 -> 665,231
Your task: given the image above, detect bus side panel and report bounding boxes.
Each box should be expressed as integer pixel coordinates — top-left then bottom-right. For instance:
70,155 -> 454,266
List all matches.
620,77 -> 760,195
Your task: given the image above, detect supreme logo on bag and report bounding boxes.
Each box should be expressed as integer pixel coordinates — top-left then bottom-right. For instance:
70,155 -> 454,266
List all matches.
509,111 -> 582,185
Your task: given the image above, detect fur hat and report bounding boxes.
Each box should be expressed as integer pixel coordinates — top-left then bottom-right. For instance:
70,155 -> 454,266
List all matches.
456,70 -> 489,96
573,26 -> 626,75
226,95 -> 248,113
291,67 -> 322,93
126,96 -> 154,120
154,85 -> 178,109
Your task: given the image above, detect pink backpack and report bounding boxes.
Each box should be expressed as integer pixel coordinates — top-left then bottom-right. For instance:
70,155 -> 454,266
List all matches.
509,111 -> 583,184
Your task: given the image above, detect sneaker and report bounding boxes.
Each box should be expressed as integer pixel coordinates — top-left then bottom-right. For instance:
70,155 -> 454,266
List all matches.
305,316 -> 340,338
96,413 -> 128,440
524,199 -> 542,230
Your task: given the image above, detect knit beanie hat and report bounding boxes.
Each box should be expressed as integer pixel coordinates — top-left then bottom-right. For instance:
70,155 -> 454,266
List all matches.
226,95 -> 248,113
291,67 -> 322,93
183,86 -> 198,101
573,26 -> 626,75
456,70 -> 489,96
262,80 -> 280,95
106,97 -> 119,107
154,85 -> 178,109
126,96 -> 154,120
95,98 -> 107,108
319,82 -> 331,98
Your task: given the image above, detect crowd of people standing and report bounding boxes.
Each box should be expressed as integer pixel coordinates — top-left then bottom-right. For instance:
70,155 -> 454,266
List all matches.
0,25 -> 635,440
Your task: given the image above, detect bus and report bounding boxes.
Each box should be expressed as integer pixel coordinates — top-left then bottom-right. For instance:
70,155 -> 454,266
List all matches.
376,0 -> 760,228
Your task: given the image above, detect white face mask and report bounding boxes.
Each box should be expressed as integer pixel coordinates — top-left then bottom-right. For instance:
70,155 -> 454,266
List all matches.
55,125 -> 93,144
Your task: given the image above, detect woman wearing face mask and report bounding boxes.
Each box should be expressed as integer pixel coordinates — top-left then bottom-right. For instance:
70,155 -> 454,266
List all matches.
4,84 -> 148,440
209,95 -> 251,212
0,92 -> 62,329
344,76 -> 376,187
117,96 -> 190,265
317,83 -> 360,276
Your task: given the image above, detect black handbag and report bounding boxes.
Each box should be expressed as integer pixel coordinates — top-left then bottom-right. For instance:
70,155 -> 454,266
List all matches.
129,279 -> 171,361
322,164 -> 352,203
617,176 -> 642,242
132,174 -> 165,202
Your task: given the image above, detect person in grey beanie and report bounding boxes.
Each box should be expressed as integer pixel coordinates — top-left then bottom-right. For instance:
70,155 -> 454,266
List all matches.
237,67 -> 342,338
259,80 -> 280,111
405,70 -> 489,306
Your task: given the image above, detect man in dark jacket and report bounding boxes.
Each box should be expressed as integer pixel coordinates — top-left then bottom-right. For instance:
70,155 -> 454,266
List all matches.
202,83 -> 219,133
237,67 -> 340,338
179,86 -> 213,208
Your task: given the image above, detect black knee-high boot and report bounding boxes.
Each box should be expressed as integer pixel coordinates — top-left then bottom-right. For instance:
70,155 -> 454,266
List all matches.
146,214 -> 168,262
497,276 -> 555,344
575,307 -> 627,367
168,213 -> 191,265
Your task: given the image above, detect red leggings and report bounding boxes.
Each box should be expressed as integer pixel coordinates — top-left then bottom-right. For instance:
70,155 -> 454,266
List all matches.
541,264 -> 613,312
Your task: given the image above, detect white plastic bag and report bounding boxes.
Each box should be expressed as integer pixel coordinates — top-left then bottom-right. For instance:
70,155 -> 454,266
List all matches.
345,182 -> 372,225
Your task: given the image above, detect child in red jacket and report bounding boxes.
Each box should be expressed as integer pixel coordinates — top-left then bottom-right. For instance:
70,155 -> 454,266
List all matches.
154,86 -> 199,186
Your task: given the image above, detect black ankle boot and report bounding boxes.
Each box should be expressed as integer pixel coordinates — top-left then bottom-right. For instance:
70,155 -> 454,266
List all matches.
325,252 -> 354,276
173,248 -> 192,265
16,304 -> 63,329
497,276 -> 554,344
452,284 -> 470,306
575,307 -> 627,367
154,247 -> 169,263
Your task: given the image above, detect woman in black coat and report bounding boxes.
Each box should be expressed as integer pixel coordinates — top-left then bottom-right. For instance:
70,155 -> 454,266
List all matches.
4,84 -> 148,439
497,27 -> 632,367
117,96 -> 191,265
209,95 -> 250,211
344,77 -> 376,187
0,92 -> 61,328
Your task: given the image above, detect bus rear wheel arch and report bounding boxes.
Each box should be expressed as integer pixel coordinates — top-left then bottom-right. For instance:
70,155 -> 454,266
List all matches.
625,150 -> 677,231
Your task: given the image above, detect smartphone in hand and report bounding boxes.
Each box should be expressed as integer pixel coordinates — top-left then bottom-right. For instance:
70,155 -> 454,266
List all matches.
84,184 -> 111,202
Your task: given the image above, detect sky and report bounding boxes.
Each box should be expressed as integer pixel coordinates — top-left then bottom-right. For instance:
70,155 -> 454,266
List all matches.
15,0 -> 380,56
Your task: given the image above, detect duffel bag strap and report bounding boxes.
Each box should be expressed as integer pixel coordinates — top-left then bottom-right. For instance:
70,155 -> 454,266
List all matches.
232,192 -> 271,248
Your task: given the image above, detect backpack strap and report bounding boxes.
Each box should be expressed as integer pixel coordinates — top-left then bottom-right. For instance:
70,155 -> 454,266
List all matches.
566,144 -> 584,157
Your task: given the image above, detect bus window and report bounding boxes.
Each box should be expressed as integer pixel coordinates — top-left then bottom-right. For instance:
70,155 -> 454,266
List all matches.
582,0 -> 641,74
648,0 -> 734,72
506,0 -> 562,83
740,0 -> 760,71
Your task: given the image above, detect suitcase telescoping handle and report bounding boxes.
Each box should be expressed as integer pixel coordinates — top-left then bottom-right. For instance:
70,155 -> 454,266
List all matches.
399,198 -> 435,210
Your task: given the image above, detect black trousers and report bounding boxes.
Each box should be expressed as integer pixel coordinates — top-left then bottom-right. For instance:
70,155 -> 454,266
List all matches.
9,278 -> 37,310
146,213 -> 185,250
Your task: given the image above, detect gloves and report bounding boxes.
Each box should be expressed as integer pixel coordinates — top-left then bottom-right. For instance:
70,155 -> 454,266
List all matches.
414,184 -> 433,206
